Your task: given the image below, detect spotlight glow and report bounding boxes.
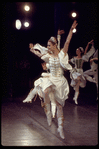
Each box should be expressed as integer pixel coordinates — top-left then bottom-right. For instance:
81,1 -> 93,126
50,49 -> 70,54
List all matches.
71,12 -> 77,18
24,5 -> 30,11
15,20 -> 22,30
24,22 -> 29,27
72,28 -> 76,33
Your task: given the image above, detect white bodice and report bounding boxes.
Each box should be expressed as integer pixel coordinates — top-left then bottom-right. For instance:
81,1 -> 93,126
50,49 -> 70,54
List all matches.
49,57 -> 63,77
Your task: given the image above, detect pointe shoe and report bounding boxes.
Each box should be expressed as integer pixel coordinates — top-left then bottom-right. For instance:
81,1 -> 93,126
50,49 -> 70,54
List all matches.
75,100 -> 78,105
23,88 -> 37,103
23,98 -> 32,103
57,126 -> 65,139
73,98 -> 78,105
57,117 -> 65,139
73,91 -> 79,105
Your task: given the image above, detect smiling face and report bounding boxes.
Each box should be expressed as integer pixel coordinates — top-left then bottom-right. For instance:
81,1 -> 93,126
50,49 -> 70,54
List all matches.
47,41 -> 56,52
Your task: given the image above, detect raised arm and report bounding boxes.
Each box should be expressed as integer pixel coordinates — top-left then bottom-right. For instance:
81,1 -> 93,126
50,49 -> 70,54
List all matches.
62,20 -> 78,55
57,30 -> 65,50
84,39 -> 94,55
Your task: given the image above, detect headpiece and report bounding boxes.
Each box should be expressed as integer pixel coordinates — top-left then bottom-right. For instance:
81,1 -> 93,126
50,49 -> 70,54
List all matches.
79,47 -> 84,53
49,37 -> 57,45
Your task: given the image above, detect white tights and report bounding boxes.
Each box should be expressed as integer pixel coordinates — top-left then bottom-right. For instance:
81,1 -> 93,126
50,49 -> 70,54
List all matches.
43,86 -> 65,139
43,86 -> 63,119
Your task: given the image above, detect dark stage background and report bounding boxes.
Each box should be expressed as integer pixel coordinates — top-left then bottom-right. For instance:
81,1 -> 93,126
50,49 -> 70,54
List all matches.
1,2 -> 98,103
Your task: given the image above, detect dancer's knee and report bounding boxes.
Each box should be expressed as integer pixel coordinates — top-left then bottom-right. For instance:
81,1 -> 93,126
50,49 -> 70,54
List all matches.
44,87 -> 52,95
44,87 -> 52,103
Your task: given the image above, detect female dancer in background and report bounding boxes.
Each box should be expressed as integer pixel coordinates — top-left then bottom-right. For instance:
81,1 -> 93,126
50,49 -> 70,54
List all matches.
29,20 -> 77,139
69,40 -> 96,104
84,41 -> 98,100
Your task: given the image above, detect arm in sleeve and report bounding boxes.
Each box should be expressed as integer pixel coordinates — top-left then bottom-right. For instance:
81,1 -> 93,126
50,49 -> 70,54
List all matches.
41,53 -> 50,63
82,45 -> 95,62
59,50 -> 72,70
33,43 -> 48,55
57,35 -> 61,51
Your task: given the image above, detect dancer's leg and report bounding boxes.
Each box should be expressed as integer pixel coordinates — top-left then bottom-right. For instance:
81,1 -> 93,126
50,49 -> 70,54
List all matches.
23,87 -> 37,103
56,101 -> 65,139
84,70 -> 96,83
49,91 -> 56,118
43,86 -> 52,126
44,87 -> 51,104
73,78 -> 80,104
51,102 -> 56,118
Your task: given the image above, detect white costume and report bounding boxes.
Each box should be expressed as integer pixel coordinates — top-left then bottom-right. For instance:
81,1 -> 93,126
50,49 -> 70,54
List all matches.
84,49 -> 98,99
23,35 -> 65,118
22,26 -> 75,139
34,49 -> 72,139
70,45 -> 95,90
34,50 -> 72,107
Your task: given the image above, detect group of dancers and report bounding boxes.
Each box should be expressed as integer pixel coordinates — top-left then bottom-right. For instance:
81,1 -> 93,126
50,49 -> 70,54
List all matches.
23,20 -> 98,139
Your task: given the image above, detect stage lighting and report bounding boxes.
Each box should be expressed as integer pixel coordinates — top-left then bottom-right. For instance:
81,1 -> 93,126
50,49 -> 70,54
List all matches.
24,5 -> 30,11
24,21 -> 29,27
15,19 -> 22,30
71,12 -> 77,18
72,28 -> 76,33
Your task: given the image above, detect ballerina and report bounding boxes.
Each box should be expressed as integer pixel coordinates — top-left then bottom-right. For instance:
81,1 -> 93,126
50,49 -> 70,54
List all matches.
30,20 -> 77,139
69,40 -> 96,104
83,41 -> 98,100
23,30 -> 65,119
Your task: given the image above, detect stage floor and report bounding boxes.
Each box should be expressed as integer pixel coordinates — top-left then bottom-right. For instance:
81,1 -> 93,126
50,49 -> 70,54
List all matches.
1,96 -> 98,146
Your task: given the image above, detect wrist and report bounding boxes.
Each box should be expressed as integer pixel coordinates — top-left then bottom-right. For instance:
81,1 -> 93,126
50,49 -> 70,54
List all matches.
57,34 -> 61,39
70,26 -> 74,31
31,47 -> 34,50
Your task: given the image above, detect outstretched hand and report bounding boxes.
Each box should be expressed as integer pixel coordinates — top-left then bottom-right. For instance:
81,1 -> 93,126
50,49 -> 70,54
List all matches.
29,43 -> 34,53
58,29 -> 65,35
29,43 -> 33,49
88,39 -> 94,45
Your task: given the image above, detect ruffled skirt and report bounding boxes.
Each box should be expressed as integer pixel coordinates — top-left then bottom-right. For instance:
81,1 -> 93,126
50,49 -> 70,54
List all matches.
34,74 -> 69,106
70,68 -> 86,90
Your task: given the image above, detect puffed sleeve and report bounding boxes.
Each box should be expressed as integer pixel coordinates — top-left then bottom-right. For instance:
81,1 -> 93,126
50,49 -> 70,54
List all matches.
33,43 -> 48,55
58,50 -> 72,70
41,53 -> 50,63
93,49 -> 98,58
82,45 -> 95,62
